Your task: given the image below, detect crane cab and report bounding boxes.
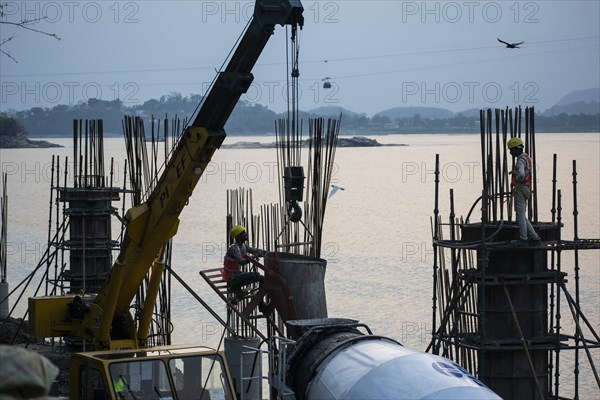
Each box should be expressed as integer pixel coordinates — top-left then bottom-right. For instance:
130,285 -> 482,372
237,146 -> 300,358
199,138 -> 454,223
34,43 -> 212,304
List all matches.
71,345 -> 235,400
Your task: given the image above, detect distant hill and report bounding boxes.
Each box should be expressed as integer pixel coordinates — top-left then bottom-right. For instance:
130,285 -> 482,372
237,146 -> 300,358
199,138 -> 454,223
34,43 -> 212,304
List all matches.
544,88 -> 600,116
456,108 -> 481,118
555,88 -> 599,106
544,101 -> 600,116
375,107 -> 454,120
307,106 -> 362,118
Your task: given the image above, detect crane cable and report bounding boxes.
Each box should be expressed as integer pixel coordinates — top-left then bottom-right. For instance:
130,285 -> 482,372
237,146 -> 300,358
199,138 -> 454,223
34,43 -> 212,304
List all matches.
286,23 -> 301,139
284,24 -> 304,222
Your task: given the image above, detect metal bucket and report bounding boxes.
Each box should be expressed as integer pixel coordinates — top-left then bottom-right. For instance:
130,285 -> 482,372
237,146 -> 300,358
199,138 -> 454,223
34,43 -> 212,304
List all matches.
264,252 -> 327,323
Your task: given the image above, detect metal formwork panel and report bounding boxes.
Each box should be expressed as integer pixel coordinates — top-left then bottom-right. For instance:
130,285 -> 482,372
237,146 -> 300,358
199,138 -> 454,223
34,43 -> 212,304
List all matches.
474,232 -> 554,400
58,188 -> 120,294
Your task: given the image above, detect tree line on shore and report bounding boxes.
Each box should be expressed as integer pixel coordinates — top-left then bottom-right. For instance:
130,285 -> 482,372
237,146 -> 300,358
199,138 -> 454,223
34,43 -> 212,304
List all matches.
4,93 -> 599,138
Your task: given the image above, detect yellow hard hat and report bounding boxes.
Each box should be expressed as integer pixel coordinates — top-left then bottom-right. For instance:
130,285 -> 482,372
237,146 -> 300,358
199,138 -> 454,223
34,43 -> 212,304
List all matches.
230,225 -> 246,238
507,137 -> 524,149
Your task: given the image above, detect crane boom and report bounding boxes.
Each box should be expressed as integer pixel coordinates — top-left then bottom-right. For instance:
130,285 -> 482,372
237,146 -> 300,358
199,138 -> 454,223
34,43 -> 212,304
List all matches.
28,0 -> 303,350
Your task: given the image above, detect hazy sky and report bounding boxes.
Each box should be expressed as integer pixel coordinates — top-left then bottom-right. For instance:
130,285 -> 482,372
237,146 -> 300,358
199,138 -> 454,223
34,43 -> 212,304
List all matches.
1,0 -> 599,116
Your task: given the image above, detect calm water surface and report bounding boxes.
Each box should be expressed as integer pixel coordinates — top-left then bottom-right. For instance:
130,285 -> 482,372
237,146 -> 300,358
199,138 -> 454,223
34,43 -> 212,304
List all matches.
1,133 -> 598,396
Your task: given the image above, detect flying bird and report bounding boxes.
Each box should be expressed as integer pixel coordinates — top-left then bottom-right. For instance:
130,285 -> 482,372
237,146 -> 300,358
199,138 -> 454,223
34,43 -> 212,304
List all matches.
329,184 -> 345,199
497,38 -> 524,48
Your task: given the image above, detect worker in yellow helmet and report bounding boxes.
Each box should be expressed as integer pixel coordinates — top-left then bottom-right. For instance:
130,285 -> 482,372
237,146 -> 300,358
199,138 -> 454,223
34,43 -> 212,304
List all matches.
508,137 -> 541,246
222,226 -> 267,303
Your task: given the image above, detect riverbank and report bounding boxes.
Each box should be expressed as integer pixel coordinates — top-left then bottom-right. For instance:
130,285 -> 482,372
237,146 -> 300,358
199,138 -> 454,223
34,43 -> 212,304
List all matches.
223,135 -> 406,149
0,136 -> 62,149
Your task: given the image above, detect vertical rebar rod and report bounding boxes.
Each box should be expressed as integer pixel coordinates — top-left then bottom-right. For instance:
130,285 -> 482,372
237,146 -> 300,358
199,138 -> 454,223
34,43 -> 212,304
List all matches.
508,107 -> 515,221
60,158 -> 68,296
494,109 -> 501,222
551,154 -> 557,223
100,120 -> 105,186
516,106 -> 520,136
432,154 -> 440,351
78,119 -> 83,186
120,159 -> 128,242
54,156 -> 61,292
525,108 -> 533,221
490,109 -> 496,221
487,109 -> 493,222
90,120 -> 95,184
572,159 -> 580,398
530,108 -> 538,222
508,107 -> 514,138
486,153 -> 494,225
84,120 -> 88,185
479,110 -> 486,214
525,105 -> 529,154
109,158 -> 114,189
73,120 -> 78,188
502,108 -> 510,222
151,115 -> 157,186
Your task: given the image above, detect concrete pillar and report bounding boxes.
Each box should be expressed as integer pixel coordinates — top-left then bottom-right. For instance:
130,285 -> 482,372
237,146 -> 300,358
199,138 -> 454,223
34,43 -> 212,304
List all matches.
460,222 -> 560,400
58,188 -> 120,294
477,248 -> 549,399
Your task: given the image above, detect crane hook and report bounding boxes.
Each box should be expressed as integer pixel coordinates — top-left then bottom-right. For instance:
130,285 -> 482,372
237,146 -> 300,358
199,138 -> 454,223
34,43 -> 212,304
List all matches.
287,200 -> 302,223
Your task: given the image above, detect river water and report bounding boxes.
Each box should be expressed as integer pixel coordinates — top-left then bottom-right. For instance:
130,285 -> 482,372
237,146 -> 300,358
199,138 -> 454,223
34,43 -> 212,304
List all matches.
1,133 -> 598,397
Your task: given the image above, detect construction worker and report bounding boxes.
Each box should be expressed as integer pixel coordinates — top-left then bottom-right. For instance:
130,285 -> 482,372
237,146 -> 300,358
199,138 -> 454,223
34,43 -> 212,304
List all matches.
113,376 -> 127,397
222,225 -> 266,300
508,137 -> 542,245
111,364 -> 129,399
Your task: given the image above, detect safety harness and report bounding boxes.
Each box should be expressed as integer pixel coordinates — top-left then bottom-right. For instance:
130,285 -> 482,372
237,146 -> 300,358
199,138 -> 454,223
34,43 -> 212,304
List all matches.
511,153 -> 533,198
222,243 -> 243,282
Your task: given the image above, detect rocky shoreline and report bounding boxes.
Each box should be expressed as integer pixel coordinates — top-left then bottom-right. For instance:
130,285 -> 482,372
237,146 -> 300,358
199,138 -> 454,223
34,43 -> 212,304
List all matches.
0,136 -> 62,149
223,136 -> 406,149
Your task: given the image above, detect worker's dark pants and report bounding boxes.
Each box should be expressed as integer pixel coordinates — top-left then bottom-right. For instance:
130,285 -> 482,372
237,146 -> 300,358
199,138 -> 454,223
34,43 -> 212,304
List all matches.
228,272 -> 264,295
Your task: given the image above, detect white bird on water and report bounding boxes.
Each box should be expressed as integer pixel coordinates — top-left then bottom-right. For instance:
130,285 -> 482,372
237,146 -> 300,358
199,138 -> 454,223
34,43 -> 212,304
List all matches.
329,184 -> 345,198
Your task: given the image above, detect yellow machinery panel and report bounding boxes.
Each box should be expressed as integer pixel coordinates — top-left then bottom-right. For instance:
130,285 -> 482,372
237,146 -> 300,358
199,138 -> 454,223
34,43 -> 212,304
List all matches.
69,346 -> 236,400
28,296 -> 77,338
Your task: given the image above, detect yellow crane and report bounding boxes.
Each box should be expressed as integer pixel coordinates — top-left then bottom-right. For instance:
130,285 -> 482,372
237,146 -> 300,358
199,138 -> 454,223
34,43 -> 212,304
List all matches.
27,1 -> 304,398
